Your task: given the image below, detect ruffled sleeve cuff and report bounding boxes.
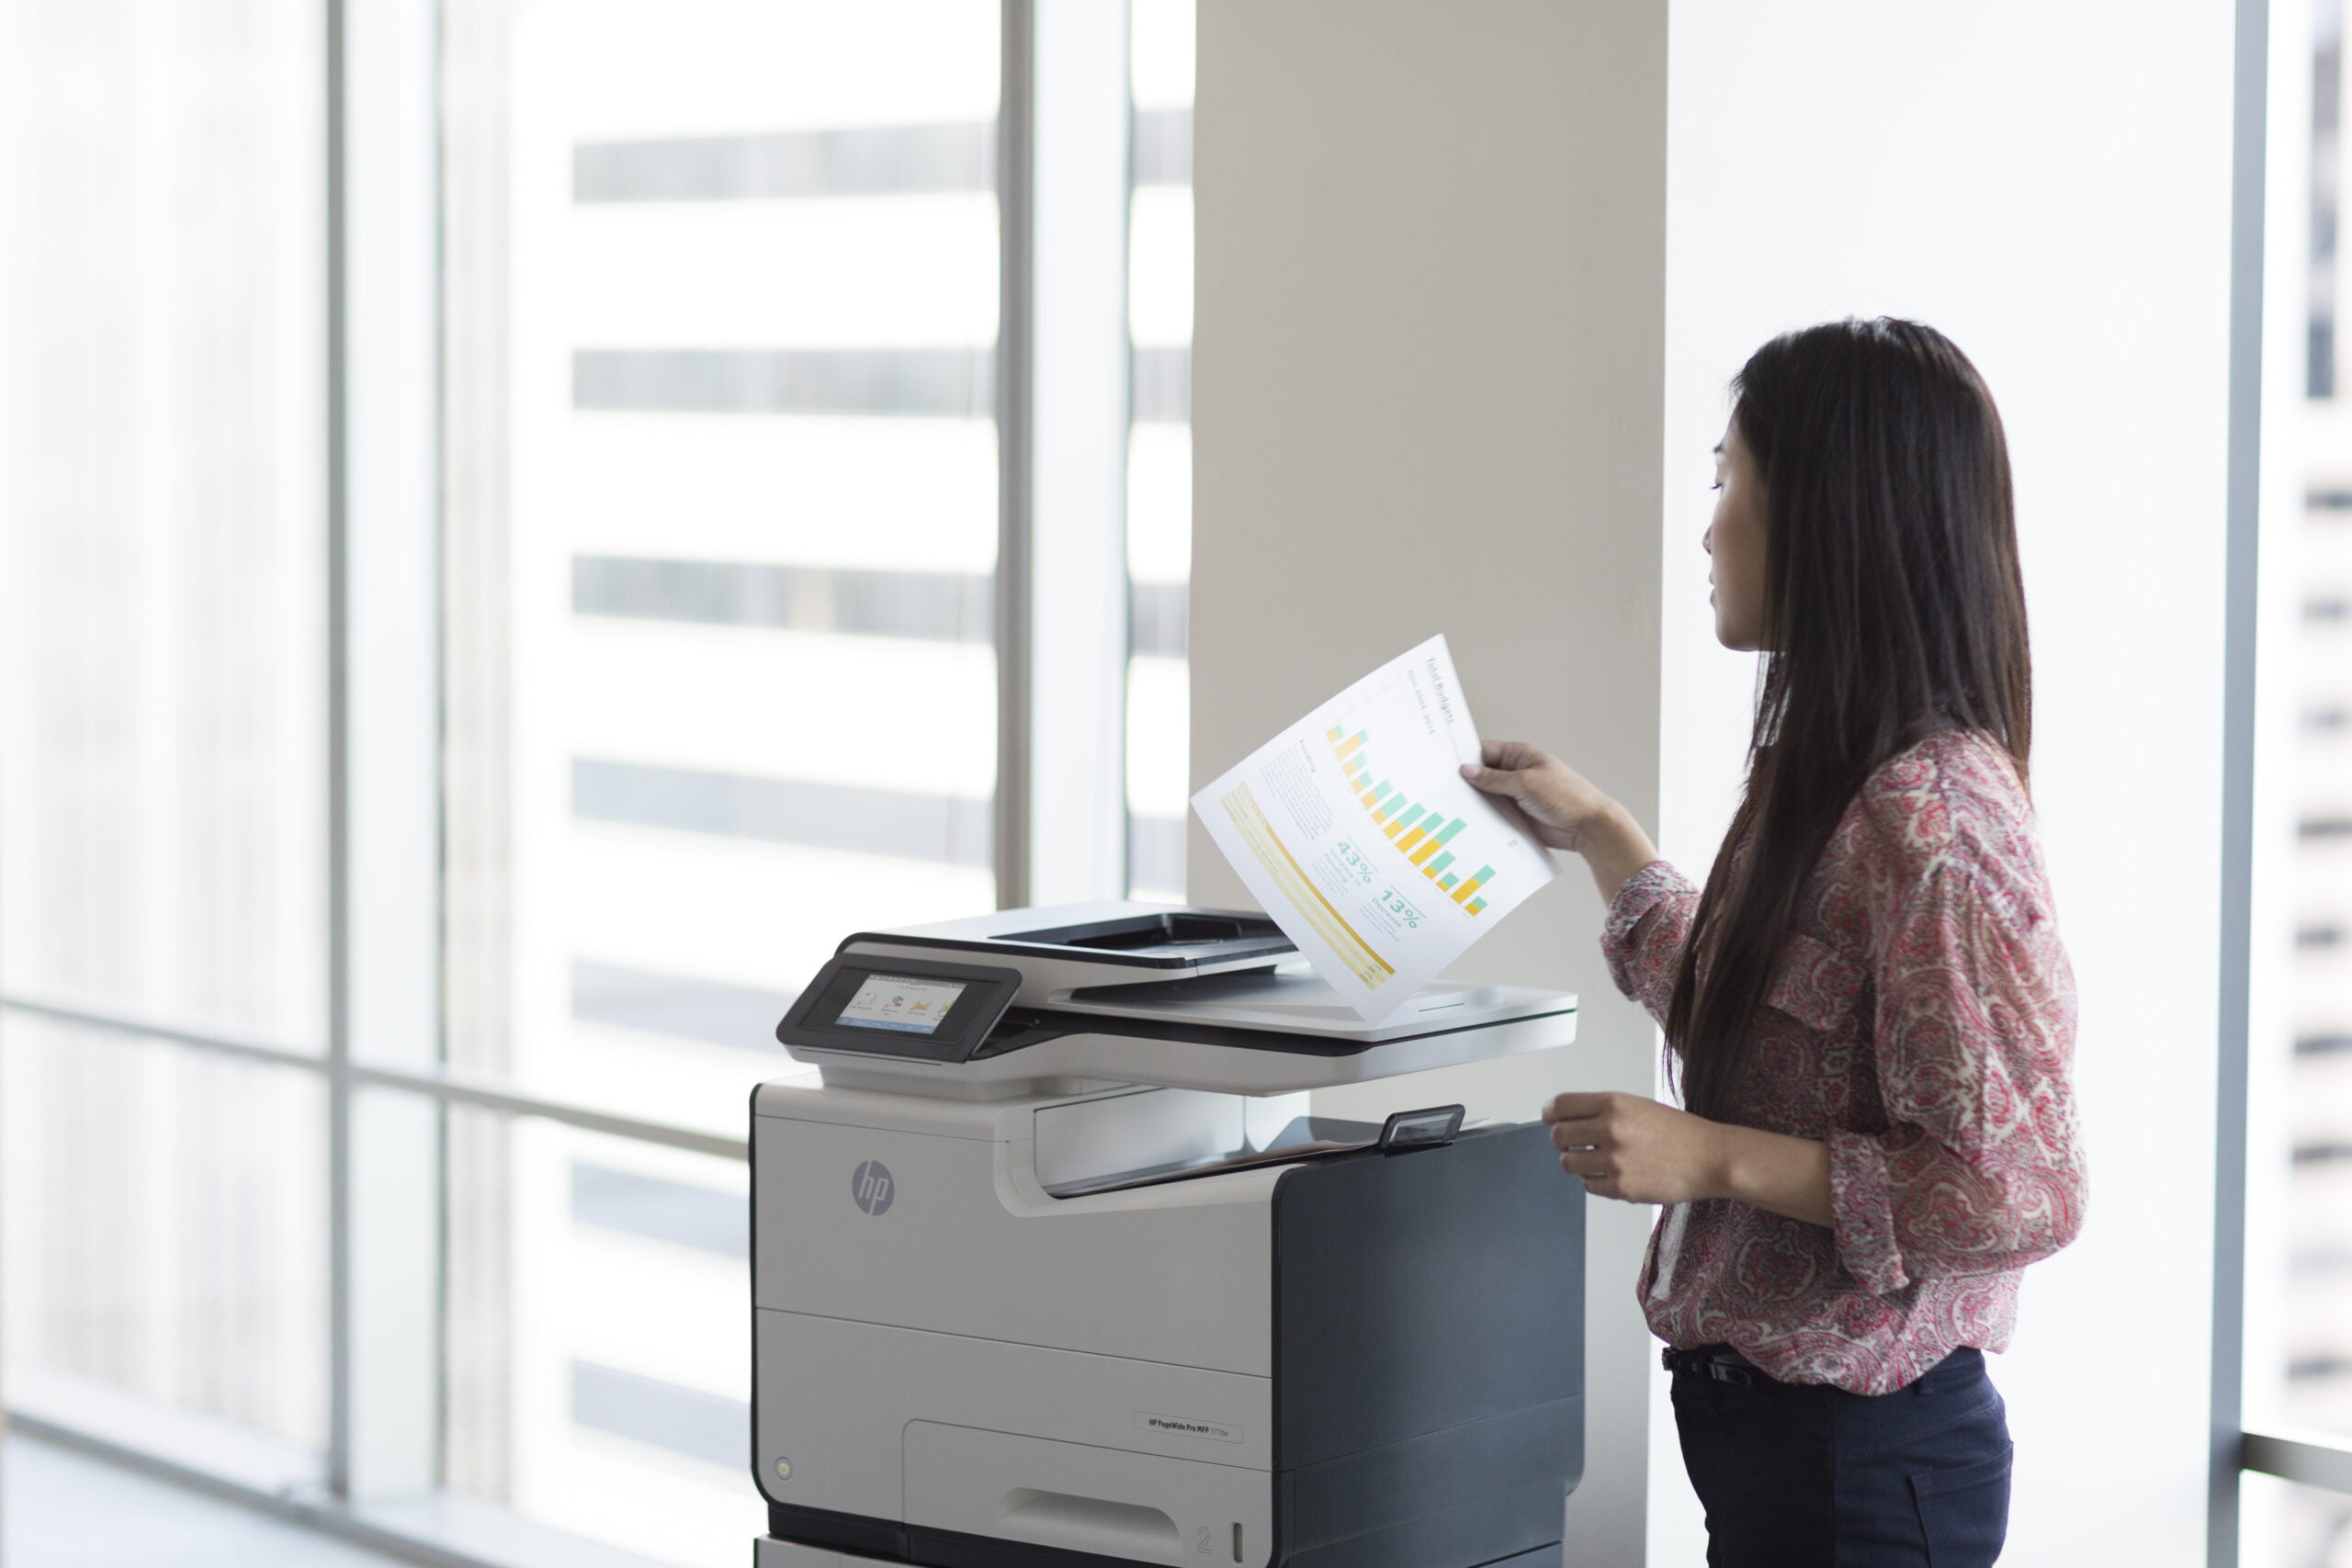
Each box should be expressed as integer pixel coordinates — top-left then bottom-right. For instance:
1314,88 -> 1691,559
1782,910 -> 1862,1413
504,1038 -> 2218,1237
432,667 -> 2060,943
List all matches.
1601,860 -> 1686,953
1827,1127 -> 1911,1295
1600,861 -> 1696,1019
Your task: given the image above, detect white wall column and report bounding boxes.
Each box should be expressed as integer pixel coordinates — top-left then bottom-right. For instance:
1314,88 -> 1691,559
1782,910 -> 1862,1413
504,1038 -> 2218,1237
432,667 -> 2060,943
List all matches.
1025,0 -> 1132,905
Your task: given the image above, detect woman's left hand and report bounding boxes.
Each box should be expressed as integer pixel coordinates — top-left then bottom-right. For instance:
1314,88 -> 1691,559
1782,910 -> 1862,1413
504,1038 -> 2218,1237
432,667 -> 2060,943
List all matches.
1544,1090 -> 1837,1226
1543,1091 -> 1725,1204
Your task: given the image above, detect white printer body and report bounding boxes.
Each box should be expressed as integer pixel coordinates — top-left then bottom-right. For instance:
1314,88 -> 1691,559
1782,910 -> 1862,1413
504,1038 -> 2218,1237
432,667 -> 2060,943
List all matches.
752,903 -> 1585,1568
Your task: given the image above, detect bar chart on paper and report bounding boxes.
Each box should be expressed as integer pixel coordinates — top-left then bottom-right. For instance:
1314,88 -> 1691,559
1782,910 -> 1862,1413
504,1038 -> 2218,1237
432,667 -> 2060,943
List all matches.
1193,634 -> 1557,1022
1327,725 -> 1495,914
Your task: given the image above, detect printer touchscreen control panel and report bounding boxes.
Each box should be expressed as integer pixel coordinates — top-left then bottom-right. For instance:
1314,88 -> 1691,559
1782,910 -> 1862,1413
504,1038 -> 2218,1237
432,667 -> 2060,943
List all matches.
776,954 -> 1024,1063
833,972 -> 967,1035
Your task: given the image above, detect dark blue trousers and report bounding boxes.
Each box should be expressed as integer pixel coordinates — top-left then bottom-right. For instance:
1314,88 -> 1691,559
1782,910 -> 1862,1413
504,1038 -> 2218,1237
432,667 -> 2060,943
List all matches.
1670,1346 -> 2012,1567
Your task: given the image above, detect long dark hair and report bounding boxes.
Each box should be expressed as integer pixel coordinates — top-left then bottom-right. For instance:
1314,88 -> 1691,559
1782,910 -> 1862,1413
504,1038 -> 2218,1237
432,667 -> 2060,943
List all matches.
1665,318 -> 2031,1121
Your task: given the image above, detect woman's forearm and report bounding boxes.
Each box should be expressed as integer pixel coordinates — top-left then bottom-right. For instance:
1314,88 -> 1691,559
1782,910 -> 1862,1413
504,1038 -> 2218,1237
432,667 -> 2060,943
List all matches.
1707,1122 -> 1835,1228
1575,801 -> 1661,904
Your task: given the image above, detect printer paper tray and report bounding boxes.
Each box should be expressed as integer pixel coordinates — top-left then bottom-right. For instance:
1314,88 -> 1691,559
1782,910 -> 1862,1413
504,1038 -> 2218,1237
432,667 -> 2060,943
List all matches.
1040,1137 -> 1367,1200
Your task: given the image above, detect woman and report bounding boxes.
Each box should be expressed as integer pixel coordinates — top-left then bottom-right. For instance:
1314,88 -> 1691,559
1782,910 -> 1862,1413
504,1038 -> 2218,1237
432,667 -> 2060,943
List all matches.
1464,318 -> 2085,1567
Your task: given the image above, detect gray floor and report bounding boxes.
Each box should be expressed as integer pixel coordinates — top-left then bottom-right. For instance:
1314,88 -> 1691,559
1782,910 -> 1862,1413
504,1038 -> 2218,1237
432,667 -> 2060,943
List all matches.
2,1434 -> 405,1568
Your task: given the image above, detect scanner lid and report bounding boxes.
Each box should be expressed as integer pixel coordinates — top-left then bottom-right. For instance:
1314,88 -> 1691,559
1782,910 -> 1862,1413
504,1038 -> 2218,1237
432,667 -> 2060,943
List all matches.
838,901 -> 1298,1004
843,901 -> 1292,965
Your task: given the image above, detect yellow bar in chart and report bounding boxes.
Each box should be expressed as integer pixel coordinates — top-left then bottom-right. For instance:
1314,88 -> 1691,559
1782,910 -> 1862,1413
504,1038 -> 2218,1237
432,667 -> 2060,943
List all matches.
1450,865 -> 1495,905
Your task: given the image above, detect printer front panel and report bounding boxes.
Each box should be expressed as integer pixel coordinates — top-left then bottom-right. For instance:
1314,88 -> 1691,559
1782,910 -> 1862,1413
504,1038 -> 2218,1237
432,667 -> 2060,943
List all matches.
755,1309 -> 1272,1535
750,1106 -> 1587,1568
753,1101 -> 1275,1375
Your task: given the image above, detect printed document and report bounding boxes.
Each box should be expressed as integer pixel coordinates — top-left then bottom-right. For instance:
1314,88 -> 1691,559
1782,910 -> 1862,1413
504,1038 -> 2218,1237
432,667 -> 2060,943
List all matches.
1193,635 -> 1557,1022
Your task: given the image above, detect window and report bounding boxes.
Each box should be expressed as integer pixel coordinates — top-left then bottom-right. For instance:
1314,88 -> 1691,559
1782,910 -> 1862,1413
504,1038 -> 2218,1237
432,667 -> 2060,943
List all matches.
2317,0 -> 2342,402
2240,2 -> 2352,1561
457,0 -> 1004,1132
0,0 -> 331,1470
0,2 -> 1161,1564
443,3 -> 1004,1555
2292,8 -> 2352,1468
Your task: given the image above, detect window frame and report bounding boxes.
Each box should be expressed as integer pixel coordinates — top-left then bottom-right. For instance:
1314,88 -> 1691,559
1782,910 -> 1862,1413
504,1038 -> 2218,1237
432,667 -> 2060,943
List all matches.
0,2 -> 1098,1564
2219,0 -> 2352,1557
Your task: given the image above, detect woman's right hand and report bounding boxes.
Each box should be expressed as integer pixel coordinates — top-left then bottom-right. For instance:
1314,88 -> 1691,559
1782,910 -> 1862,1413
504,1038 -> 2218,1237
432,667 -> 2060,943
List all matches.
1462,740 -> 1660,899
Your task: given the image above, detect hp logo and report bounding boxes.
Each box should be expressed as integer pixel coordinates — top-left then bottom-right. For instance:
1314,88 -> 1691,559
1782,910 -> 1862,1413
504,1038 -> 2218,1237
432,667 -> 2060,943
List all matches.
851,1159 -> 895,1216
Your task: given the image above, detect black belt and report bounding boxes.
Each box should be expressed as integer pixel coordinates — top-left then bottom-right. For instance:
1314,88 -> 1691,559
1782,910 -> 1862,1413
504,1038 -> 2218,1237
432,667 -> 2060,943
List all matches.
1662,1344 -> 1763,1387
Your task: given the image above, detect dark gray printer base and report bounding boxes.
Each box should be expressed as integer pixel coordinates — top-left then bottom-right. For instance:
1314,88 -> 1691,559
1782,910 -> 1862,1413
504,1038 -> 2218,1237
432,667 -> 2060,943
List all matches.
763,1509 -> 1564,1568
1272,1397 -> 1580,1568
1268,1123 -> 1584,1568
764,1125 -> 1583,1568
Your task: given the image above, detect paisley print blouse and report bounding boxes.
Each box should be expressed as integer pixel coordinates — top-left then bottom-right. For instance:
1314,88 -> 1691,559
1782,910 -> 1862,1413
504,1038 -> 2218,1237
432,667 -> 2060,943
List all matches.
1602,729 -> 2085,1395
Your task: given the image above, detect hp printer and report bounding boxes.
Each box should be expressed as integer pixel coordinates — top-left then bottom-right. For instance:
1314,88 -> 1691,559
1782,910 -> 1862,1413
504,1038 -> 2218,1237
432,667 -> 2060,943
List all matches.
752,902 -> 1585,1568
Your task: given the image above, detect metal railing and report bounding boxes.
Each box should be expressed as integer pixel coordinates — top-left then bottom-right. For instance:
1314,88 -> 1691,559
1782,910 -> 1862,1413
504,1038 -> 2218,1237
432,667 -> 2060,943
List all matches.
0,992 -> 747,1161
